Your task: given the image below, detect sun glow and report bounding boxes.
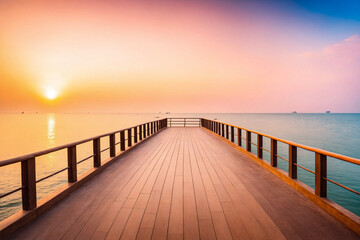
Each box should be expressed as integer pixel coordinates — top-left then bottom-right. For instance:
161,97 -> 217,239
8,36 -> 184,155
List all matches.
45,88 -> 58,100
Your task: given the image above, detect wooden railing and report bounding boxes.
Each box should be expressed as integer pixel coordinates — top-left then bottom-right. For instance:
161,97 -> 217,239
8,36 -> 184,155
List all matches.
0,119 -> 167,211
201,118 -> 360,198
168,118 -> 201,127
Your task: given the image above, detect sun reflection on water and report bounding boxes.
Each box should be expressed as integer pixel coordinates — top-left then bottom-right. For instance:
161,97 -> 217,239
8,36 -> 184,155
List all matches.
47,114 -> 56,146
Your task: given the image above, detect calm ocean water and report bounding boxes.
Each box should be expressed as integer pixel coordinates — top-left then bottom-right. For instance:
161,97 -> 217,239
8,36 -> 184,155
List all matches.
0,113 -> 359,221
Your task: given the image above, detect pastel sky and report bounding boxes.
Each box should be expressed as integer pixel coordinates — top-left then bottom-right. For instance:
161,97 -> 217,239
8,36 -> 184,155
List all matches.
0,0 -> 359,113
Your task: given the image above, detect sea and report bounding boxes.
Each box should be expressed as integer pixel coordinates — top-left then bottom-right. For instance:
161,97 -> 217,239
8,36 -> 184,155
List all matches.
0,113 -> 359,222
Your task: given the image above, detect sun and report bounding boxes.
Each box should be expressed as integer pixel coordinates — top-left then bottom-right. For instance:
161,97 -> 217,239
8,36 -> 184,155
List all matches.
45,88 -> 58,100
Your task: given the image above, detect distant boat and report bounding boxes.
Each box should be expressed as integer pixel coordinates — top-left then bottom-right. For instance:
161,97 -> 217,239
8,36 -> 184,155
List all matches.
166,112 -> 170,114
326,111 -> 331,113
214,118 -> 217,120
155,116 -> 160,118
21,112 -> 24,114
292,111 -> 297,114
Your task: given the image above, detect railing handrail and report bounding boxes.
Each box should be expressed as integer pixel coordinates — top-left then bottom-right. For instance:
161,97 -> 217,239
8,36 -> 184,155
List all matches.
0,118 -> 168,167
0,118 -> 168,216
201,118 -> 360,199
167,118 -> 201,127
201,117 -> 360,235
167,117 -> 200,119
203,118 -> 360,165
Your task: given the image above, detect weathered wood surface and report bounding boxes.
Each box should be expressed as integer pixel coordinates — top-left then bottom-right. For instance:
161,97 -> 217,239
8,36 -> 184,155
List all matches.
9,128 -> 359,240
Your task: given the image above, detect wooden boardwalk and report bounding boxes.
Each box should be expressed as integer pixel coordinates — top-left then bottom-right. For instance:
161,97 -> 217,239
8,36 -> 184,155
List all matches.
9,128 -> 359,240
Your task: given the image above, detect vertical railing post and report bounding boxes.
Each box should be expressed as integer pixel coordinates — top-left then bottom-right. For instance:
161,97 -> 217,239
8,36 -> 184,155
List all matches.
218,122 -> 220,135
315,153 -> 327,197
21,157 -> 36,210
271,139 -> 277,167
170,118 -> 172,127
231,126 -> 234,142
226,125 -> 229,139
134,127 -> 138,143
143,124 -> 146,139
67,146 -> 77,182
246,131 -> 251,152
120,130 -> 125,151
237,128 -> 242,146
128,128 -> 132,147
139,125 -> 142,141
184,118 -> 186,127
257,135 -> 263,159
289,145 -> 297,179
93,138 -> 101,167
222,124 -> 224,137
109,134 -> 116,157
147,123 -> 150,136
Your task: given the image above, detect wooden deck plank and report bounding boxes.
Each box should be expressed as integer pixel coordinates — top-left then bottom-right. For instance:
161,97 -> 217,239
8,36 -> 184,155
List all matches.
188,132 -> 217,240
105,130 -> 179,240
183,134 -> 200,240
136,131 -> 182,240
76,130 -> 174,240
7,128 -> 359,240
120,130 -> 182,240
194,132 -> 285,240
190,133 -> 233,240
168,136 -> 184,240
151,130 -> 183,240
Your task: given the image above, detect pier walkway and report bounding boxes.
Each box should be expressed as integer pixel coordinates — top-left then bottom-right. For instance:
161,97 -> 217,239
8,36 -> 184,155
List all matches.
8,128 -> 358,239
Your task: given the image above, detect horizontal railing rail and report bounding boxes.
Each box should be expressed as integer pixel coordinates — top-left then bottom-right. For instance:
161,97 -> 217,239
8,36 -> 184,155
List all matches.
0,118 -> 168,211
201,118 -> 360,199
167,118 -> 201,127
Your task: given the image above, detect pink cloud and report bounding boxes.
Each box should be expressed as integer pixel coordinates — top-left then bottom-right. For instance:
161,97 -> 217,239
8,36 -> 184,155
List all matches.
293,35 -> 360,112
